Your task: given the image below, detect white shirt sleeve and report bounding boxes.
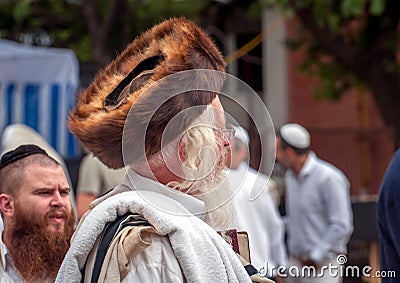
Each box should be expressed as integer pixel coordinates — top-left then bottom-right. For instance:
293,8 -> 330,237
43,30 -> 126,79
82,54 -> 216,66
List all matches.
309,174 -> 353,262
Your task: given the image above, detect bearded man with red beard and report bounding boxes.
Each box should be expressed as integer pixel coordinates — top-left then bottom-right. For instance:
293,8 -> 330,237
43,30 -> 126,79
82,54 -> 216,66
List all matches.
0,144 -> 75,282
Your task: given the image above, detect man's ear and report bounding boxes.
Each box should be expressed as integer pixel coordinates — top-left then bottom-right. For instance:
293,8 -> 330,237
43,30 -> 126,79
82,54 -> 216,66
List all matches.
178,140 -> 185,163
0,194 -> 15,217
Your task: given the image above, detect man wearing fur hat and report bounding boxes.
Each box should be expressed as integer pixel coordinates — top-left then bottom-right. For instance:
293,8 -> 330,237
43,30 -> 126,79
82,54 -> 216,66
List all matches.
56,18 -> 260,282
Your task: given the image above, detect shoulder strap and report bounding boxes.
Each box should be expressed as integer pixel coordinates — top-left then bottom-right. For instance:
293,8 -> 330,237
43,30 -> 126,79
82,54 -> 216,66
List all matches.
89,213 -> 150,283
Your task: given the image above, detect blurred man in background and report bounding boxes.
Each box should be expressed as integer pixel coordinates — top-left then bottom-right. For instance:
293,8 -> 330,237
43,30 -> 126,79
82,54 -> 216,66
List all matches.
228,126 -> 287,281
276,123 -> 353,283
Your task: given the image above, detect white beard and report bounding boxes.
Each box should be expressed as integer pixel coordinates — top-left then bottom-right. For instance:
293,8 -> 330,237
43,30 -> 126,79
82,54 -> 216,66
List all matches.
182,154 -> 236,231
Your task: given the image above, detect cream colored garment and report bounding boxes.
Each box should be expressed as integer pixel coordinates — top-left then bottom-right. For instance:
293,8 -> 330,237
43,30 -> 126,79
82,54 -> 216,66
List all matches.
236,254 -> 275,283
56,183 -> 251,283
84,221 -> 156,282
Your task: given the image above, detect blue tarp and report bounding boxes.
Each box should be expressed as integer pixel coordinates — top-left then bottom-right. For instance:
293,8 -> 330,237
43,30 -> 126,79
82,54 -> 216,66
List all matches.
0,39 -> 80,158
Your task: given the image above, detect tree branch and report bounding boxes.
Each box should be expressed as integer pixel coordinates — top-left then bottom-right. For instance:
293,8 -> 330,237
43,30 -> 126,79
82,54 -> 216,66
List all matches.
293,3 -> 400,127
83,0 -> 101,37
295,7 -> 367,76
103,0 -> 128,42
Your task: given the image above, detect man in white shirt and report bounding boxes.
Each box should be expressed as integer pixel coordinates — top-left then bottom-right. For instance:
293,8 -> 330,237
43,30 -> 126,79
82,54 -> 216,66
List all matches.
228,126 -> 287,281
0,144 -> 75,282
276,123 -> 353,283
55,18 -> 260,283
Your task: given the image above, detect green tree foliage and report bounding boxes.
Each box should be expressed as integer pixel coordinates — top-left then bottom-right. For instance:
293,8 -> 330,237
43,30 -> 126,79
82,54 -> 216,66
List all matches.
0,0 -> 207,65
252,0 -> 400,142
0,1 -> 89,58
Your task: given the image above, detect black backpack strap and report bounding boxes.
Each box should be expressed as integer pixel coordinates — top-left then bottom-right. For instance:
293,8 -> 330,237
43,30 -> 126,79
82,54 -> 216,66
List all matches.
244,264 -> 258,276
88,213 -> 150,283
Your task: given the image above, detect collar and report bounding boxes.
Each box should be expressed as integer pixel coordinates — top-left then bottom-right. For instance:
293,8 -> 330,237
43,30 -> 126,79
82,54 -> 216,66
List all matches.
124,167 -> 206,217
0,232 -> 8,270
297,151 -> 317,179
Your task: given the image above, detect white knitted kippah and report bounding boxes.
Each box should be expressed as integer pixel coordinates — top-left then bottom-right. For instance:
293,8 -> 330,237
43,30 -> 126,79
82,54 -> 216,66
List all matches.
280,123 -> 310,149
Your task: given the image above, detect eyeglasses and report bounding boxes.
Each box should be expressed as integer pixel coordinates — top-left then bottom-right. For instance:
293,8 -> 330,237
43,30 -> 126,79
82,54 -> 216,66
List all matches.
213,123 -> 236,144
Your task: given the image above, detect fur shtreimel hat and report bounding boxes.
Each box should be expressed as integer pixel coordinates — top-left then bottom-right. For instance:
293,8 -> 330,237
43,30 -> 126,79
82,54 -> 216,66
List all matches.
68,18 -> 226,169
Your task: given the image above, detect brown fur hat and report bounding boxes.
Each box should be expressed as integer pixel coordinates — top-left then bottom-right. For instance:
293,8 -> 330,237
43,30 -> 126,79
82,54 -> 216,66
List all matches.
68,18 -> 226,169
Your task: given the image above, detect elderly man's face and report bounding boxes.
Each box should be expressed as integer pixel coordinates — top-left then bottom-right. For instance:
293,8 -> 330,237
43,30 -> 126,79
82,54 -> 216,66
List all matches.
16,164 -> 73,234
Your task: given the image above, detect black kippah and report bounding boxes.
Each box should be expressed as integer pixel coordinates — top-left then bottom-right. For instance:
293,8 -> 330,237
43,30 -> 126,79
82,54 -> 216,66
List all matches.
0,144 -> 49,169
